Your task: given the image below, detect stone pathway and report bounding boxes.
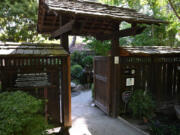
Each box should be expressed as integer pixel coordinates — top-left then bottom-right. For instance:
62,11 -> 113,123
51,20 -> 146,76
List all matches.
69,90 -> 148,135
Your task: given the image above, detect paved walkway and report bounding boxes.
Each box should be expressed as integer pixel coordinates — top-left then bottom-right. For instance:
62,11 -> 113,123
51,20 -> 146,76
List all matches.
69,90 -> 147,135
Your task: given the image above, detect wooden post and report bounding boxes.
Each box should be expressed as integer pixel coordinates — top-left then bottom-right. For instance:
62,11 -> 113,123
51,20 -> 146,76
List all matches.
60,16 -> 71,127
62,56 -> 72,127
61,34 -> 69,53
111,33 -> 120,117
60,16 -> 69,53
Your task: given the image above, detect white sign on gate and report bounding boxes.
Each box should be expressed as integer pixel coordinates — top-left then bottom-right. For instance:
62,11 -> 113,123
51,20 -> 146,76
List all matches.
126,78 -> 134,86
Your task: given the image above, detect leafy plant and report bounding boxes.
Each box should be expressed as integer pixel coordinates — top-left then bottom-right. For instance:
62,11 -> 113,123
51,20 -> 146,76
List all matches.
149,120 -> 180,135
0,0 -> 40,42
99,0 -> 180,47
71,64 -> 83,83
128,90 -> 155,119
82,56 -> 93,69
71,51 -> 86,66
0,91 -> 49,135
84,37 -> 111,56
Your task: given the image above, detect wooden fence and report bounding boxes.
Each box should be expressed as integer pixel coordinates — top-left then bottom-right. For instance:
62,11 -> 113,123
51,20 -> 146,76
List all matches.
94,56 -> 180,116
0,56 -> 71,127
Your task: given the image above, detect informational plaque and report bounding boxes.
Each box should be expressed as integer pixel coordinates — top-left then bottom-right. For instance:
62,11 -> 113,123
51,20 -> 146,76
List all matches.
114,56 -> 119,64
177,66 -> 180,70
126,78 -> 134,86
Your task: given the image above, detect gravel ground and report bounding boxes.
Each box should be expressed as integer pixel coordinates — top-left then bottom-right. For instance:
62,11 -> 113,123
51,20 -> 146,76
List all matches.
69,90 -> 148,135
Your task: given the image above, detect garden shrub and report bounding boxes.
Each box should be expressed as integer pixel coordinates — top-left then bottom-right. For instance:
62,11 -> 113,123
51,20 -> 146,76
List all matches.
0,91 -> 49,135
149,120 -> 180,135
71,64 -> 83,82
71,51 -> 86,66
128,90 -> 155,119
82,56 -> 93,69
71,51 -> 94,85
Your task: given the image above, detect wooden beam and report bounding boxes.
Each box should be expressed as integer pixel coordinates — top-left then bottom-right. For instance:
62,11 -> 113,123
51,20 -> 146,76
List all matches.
117,26 -> 146,37
51,20 -> 75,38
95,26 -> 146,41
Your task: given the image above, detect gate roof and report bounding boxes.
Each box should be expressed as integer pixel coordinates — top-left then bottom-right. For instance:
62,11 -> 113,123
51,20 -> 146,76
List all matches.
37,0 -> 167,39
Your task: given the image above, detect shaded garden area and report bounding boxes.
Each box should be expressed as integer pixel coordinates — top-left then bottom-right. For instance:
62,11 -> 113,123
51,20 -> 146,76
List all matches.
0,0 -> 179,135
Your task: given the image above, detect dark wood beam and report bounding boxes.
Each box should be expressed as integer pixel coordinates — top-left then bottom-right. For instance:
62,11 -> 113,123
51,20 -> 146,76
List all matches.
117,26 -> 146,37
51,20 -> 75,38
95,26 -> 146,41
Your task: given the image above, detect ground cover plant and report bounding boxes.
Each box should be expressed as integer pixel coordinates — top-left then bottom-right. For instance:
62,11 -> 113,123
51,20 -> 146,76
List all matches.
0,91 -> 49,135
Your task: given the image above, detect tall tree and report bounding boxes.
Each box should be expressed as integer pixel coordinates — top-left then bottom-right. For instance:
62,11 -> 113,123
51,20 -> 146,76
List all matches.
99,0 -> 180,46
0,0 -> 38,42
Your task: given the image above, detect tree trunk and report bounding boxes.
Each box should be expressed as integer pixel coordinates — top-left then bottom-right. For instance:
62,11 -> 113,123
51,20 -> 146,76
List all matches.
70,36 -> 77,48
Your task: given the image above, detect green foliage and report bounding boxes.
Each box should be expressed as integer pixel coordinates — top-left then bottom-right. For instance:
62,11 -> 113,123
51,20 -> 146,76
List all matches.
82,56 -> 93,69
128,90 -> 155,119
71,51 -> 94,85
71,64 -> 83,82
99,0 -> 180,47
71,51 -> 87,66
84,37 -> 111,56
0,0 -> 40,42
149,121 -> 180,135
0,91 -> 49,135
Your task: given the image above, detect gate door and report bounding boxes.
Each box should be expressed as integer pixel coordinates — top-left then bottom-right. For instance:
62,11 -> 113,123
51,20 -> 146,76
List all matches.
94,56 -> 111,115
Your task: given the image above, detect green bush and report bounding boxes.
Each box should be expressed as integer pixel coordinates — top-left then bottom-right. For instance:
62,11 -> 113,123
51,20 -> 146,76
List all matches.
128,90 -> 155,119
71,51 -> 86,66
0,91 -> 49,135
82,56 -> 93,69
71,64 -> 83,82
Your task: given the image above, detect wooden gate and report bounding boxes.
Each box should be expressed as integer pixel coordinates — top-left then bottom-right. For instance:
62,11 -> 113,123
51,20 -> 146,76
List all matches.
94,56 -> 111,115
94,55 -> 180,116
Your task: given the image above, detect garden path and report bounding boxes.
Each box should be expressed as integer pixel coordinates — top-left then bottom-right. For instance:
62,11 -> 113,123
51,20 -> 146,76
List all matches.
69,90 -> 148,135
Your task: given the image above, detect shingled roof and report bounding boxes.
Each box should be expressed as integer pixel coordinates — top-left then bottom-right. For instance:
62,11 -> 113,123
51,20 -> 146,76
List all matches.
38,0 -> 167,38
0,42 -> 68,56
45,0 -> 165,24
118,46 -> 180,56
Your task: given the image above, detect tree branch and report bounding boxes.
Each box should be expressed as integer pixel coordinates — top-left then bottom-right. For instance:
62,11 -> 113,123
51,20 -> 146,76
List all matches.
168,0 -> 180,21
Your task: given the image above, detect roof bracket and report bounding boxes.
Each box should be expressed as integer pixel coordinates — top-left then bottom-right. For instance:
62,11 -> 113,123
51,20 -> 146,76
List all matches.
51,20 -> 75,38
